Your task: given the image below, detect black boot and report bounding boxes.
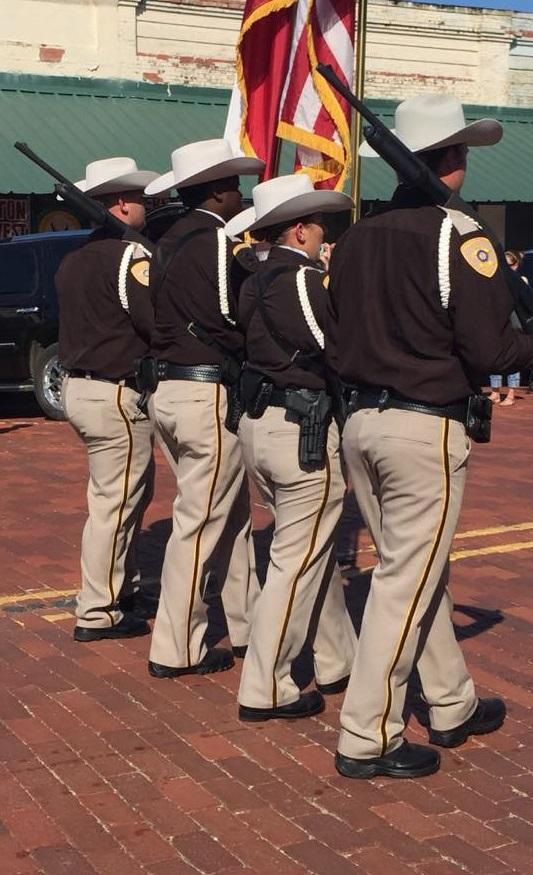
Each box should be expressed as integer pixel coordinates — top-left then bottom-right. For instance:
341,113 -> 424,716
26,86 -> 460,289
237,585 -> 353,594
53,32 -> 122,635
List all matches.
74,614 -> 150,642
335,741 -> 440,779
148,647 -> 234,678
428,698 -> 506,748
316,675 -> 350,695
239,690 -> 325,722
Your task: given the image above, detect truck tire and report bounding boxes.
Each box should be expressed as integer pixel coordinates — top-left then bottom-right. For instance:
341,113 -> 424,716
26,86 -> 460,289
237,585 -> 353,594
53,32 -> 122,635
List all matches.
33,342 -> 67,421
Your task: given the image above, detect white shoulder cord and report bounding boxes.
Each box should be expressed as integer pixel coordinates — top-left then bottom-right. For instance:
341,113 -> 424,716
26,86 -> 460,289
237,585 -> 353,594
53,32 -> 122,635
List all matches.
437,215 -> 453,310
296,266 -> 324,349
117,241 -> 152,312
217,227 -> 236,326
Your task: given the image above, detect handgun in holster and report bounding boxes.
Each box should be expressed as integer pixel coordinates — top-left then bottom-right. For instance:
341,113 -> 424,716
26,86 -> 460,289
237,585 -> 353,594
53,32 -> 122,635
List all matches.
241,368 -> 274,419
284,389 -> 332,470
466,394 -> 492,443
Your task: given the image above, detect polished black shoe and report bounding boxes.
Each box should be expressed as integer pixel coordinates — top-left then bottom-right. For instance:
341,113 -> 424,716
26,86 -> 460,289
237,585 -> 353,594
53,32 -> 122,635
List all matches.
148,647 -> 234,678
232,645 -> 248,659
74,614 -> 150,642
239,690 -> 325,722
316,675 -> 350,695
428,698 -> 506,748
335,741 -> 440,779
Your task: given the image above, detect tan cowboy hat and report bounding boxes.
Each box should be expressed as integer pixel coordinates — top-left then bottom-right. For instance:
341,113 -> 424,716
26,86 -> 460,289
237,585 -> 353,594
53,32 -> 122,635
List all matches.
234,174 -> 352,233
73,157 -> 159,195
359,93 -> 502,158
144,139 -> 265,196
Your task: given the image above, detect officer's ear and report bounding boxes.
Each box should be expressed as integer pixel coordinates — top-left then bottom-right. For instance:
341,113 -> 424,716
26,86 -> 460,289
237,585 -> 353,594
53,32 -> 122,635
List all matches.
295,222 -> 306,244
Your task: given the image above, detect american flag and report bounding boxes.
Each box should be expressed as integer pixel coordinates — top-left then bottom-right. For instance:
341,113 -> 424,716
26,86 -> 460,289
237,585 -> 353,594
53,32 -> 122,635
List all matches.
224,0 -> 298,180
277,0 -> 354,190
225,0 -> 354,190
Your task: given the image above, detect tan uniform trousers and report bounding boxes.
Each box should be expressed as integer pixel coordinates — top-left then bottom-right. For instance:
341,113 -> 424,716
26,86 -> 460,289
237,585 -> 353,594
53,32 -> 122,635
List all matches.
149,380 -> 259,668
64,376 -> 155,628
238,408 -> 356,709
339,408 -> 477,760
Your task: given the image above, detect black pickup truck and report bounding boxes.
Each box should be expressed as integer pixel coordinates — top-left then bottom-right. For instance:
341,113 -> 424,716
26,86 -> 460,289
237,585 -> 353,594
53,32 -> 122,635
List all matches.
0,230 -> 91,419
0,204 -> 185,420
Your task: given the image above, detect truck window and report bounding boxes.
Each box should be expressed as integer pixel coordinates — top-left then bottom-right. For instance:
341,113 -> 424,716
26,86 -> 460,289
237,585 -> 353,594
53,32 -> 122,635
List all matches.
0,247 -> 39,297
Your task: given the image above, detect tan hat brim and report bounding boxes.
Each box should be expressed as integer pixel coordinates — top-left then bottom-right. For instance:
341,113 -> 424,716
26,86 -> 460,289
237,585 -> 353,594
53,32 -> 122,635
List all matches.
78,171 -> 159,195
249,190 -> 353,232
145,156 -> 265,196
359,118 -> 503,158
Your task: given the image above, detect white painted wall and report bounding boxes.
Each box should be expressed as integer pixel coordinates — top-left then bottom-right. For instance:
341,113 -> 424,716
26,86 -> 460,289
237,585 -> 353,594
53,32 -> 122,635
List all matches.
1,0 -> 533,107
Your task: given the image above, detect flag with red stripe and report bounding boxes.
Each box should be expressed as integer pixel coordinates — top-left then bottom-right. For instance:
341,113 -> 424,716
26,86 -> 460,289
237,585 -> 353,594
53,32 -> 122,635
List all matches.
277,0 -> 354,190
224,0 -> 298,179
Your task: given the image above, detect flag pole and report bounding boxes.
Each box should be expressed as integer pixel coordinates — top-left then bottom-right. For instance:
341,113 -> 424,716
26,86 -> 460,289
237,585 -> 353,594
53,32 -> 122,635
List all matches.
350,0 -> 368,222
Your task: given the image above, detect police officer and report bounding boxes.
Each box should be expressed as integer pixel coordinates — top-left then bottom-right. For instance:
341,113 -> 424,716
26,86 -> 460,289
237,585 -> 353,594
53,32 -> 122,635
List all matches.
231,174 -> 356,721
56,157 -> 158,641
328,94 -> 533,778
144,139 -> 264,678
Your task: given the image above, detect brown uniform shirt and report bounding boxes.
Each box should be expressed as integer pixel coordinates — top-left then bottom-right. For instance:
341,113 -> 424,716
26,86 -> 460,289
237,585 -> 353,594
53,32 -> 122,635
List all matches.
56,230 -> 153,379
151,209 -> 249,366
327,186 -> 533,405
239,246 -> 331,391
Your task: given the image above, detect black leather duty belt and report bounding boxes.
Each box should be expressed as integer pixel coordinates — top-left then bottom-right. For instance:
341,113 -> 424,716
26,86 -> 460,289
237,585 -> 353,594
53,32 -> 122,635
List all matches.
345,387 -> 468,424
157,362 -> 223,383
68,370 -> 138,391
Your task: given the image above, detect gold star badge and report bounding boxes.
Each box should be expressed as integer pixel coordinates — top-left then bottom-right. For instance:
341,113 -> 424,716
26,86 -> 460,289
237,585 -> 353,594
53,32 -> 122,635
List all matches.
130,259 -> 150,286
460,237 -> 497,278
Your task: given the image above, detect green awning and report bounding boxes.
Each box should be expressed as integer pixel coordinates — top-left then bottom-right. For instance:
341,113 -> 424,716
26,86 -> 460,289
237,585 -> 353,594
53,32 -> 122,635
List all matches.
1,73 -> 533,203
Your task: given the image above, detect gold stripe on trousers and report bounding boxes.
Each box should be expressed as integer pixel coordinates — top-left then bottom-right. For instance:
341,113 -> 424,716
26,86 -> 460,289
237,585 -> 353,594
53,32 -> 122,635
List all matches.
185,383 -> 222,666
271,455 -> 332,709
378,417 -> 451,756
104,384 -> 134,626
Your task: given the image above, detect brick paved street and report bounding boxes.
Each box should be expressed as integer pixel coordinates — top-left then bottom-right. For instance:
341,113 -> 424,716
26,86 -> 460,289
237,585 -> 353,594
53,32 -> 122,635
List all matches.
1,391 -> 533,875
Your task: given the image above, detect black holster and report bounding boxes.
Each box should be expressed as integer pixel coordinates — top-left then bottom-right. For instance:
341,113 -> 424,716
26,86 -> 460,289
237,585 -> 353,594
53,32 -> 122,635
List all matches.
241,368 -> 273,419
134,355 -> 160,414
466,393 -> 492,443
134,355 -> 159,394
221,357 -> 244,434
224,380 -> 244,434
285,389 -> 332,470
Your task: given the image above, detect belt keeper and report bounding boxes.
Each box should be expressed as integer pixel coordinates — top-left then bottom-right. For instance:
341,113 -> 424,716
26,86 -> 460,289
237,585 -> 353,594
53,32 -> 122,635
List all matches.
378,389 -> 390,411
347,388 -> 358,413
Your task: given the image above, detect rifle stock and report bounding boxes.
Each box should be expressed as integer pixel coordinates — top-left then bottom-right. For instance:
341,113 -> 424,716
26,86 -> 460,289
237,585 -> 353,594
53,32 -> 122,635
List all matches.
316,63 -> 533,334
14,142 -> 152,250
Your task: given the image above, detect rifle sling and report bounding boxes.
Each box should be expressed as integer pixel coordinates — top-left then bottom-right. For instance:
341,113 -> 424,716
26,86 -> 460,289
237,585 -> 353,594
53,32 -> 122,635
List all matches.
242,265 -> 325,379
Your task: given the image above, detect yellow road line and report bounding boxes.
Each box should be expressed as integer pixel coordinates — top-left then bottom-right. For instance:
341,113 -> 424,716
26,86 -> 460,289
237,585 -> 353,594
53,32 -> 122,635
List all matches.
2,524 -> 533,608
347,539 -> 533,577
352,520 -> 533,556
450,540 -> 533,562
0,588 -> 76,608
455,521 -> 533,540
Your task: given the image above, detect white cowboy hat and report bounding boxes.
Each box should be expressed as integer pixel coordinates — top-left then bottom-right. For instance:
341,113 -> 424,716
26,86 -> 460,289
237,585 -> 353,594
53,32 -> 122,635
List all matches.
73,157 -> 159,195
241,174 -> 352,233
225,206 -> 256,240
145,139 -> 265,196
359,93 -> 502,158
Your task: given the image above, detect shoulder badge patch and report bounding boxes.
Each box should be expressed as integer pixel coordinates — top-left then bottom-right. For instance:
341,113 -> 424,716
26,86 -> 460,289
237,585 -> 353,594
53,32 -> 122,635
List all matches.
460,237 -> 497,278
130,259 -> 150,286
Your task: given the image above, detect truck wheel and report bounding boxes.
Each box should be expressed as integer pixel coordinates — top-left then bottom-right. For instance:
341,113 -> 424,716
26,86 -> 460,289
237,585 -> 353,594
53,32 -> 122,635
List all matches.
33,342 -> 67,421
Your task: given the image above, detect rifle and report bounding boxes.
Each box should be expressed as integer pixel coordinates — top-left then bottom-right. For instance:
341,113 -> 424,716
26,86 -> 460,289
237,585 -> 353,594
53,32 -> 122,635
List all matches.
14,142 -> 152,249
316,64 -> 533,334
